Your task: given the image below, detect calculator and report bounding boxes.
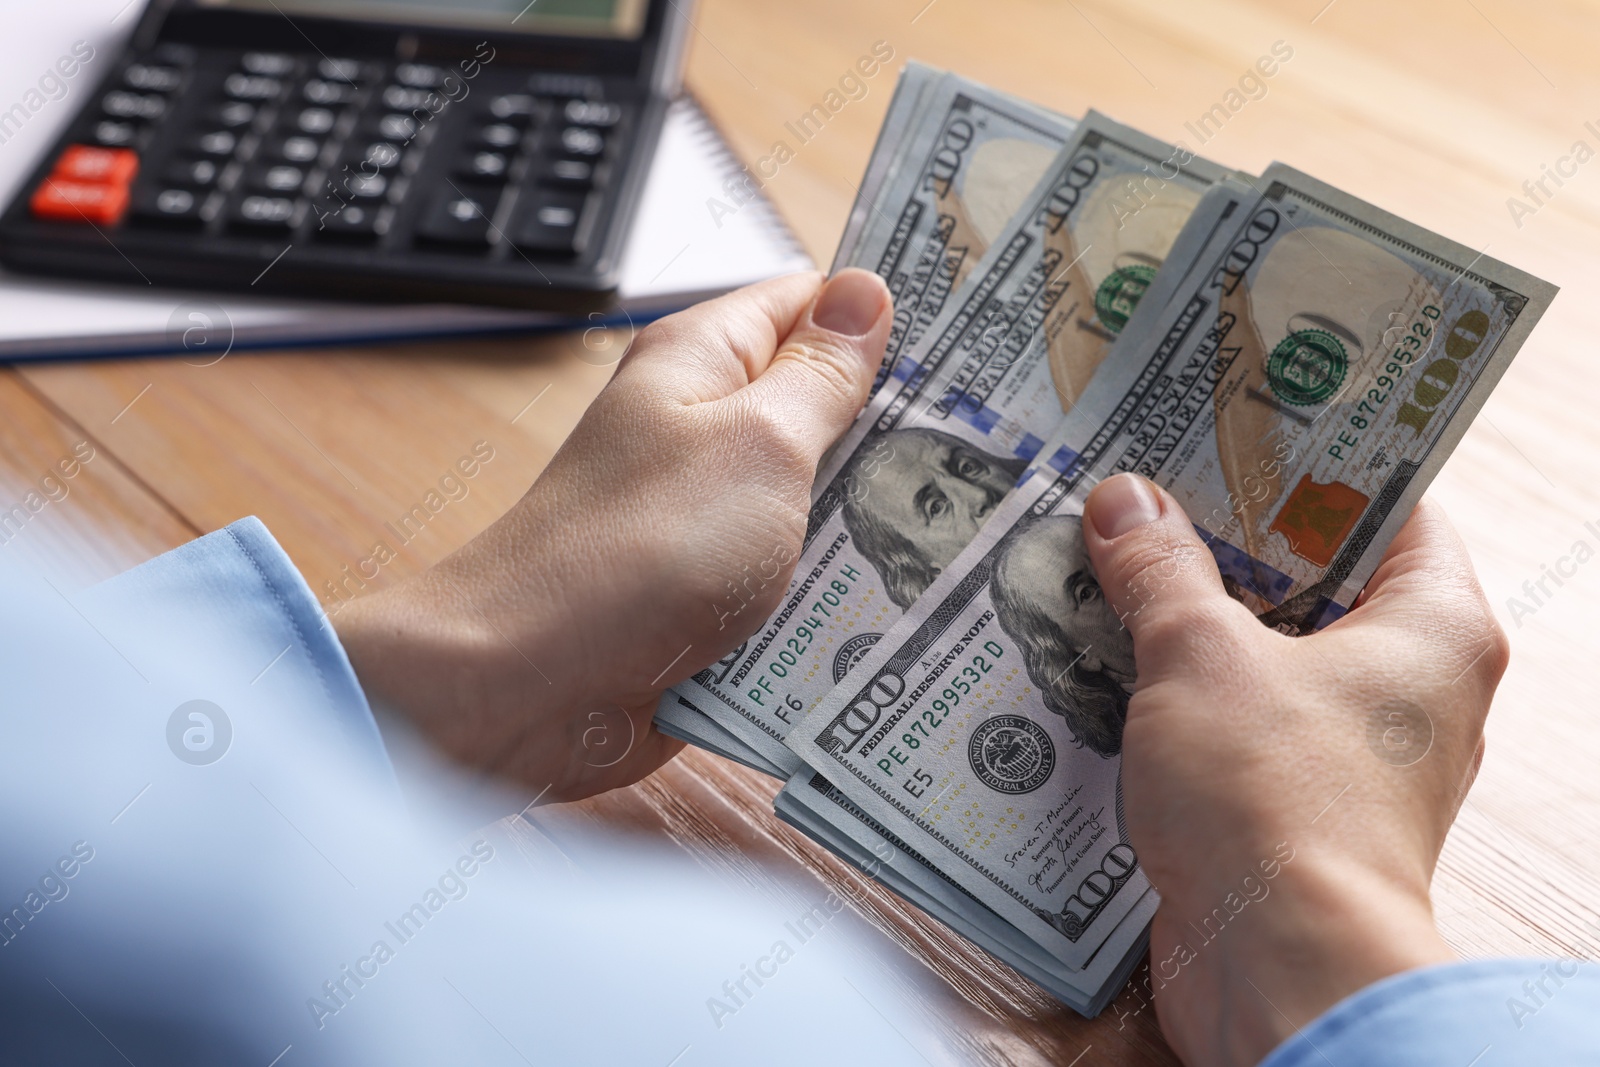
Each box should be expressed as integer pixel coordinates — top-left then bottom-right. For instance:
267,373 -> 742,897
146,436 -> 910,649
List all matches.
0,0 -> 689,310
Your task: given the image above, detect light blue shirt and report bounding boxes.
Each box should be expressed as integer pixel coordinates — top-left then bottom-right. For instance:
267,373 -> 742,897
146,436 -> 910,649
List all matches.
1260,957 -> 1599,1066
1,519 -> 946,1065
2,518 -> 1594,1064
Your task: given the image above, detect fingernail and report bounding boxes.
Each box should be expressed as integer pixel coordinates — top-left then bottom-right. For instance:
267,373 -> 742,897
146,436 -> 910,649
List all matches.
812,269 -> 887,338
1086,473 -> 1162,540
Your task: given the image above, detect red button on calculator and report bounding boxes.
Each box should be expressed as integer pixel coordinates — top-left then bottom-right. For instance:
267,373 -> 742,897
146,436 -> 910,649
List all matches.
54,145 -> 140,185
30,178 -> 131,225
30,145 -> 140,225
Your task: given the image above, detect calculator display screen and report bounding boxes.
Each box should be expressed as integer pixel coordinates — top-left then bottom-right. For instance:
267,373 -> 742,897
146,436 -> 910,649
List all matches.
197,0 -> 648,38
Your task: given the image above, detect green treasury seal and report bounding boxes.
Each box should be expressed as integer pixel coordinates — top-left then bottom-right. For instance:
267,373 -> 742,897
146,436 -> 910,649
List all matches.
1267,328 -> 1348,406
1093,263 -> 1158,334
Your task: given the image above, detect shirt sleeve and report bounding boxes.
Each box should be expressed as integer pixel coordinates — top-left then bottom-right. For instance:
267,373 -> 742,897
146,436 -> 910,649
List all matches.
1,518 -> 950,1067
82,515 -> 399,796
1260,958 -> 1600,1067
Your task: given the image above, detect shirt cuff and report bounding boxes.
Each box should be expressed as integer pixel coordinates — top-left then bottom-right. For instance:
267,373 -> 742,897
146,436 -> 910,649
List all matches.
1260,957 -> 1600,1066
86,516 -> 399,797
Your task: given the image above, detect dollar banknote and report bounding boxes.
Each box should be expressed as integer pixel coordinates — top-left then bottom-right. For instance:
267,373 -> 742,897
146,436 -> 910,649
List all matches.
655,693 -> 787,777
654,70 -> 1084,765
667,113 -> 1228,775
831,61 -> 936,276
781,163 -> 1556,970
833,63 -> 1076,394
774,770 -> 1156,1015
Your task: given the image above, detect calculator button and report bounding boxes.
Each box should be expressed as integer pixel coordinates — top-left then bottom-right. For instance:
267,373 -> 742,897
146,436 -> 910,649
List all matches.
55,145 -> 140,185
318,58 -> 364,82
241,52 -> 295,76
250,165 -> 306,194
382,86 -> 441,112
294,108 -> 337,135
166,158 -> 220,187
124,64 -> 182,92
93,121 -> 139,148
30,179 -> 130,225
350,173 -> 389,198
512,191 -> 588,254
557,126 -> 606,158
476,123 -> 522,150
488,94 -> 537,122
371,114 -> 418,142
303,80 -> 357,106
130,186 -> 205,227
329,171 -> 387,199
230,195 -> 300,231
208,101 -> 258,128
394,63 -> 447,88
458,151 -> 509,182
356,142 -> 403,170
538,157 -> 596,189
267,135 -> 322,164
563,100 -> 621,128
191,130 -> 238,157
315,202 -> 384,240
415,185 -> 501,247
102,90 -> 167,121
224,73 -> 283,101
530,73 -> 601,98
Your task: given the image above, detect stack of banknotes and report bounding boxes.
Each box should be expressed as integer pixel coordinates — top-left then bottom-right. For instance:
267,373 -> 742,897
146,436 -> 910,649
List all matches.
654,61 -> 1556,1016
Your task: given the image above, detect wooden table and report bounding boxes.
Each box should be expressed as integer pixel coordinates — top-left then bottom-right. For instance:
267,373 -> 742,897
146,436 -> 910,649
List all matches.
6,1 -> 1600,1062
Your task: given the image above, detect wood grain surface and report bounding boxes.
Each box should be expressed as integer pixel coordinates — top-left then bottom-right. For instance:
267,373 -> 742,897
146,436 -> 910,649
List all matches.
11,1 -> 1600,1063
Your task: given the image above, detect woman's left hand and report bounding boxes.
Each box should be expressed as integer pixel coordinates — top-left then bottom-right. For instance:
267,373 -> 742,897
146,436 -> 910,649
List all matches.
335,269 -> 892,800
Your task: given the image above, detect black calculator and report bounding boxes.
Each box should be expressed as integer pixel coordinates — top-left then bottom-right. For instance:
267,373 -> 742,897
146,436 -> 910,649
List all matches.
0,0 -> 689,310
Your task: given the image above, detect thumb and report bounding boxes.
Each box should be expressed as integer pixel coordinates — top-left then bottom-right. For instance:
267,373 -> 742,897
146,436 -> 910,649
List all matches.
1081,472 -> 1245,658
734,268 -> 892,462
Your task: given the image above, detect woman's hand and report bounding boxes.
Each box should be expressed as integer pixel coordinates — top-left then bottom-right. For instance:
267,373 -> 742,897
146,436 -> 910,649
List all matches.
1080,472 -> 1508,1067
336,269 -> 892,801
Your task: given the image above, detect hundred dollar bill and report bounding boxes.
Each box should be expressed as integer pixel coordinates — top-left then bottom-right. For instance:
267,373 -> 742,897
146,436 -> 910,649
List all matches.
783,164 -> 1556,964
656,72 -> 1082,766
654,693 -> 786,777
671,113 -> 1229,776
833,63 -> 1077,393
831,61 -> 937,269
774,770 -> 1156,1015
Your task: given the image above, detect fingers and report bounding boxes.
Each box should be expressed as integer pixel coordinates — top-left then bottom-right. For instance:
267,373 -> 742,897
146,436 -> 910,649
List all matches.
617,271 -> 826,401
1318,495 -> 1504,723
1344,499 -> 1486,619
1081,473 -> 1244,653
612,269 -> 891,465
733,268 -> 893,462
1327,499 -> 1509,693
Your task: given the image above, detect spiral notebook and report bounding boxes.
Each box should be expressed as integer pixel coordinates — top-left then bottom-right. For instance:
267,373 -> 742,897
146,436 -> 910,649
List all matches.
0,88 -> 812,361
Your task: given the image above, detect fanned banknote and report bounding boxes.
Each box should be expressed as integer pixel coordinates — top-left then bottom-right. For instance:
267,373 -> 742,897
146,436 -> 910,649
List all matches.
833,63 -> 1077,394
666,112 -> 1228,776
655,67 -> 1083,765
655,693 -> 786,777
781,163 -> 1555,986
654,64 -> 1556,1016
773,770 -> 1157,1015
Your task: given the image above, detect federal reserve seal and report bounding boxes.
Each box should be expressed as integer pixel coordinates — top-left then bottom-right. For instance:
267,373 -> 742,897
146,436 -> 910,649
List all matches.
1093,263 -> 1158,334
1267,328 -> 1347,406
832,633 -> 882,684
968,715 -> 1055,795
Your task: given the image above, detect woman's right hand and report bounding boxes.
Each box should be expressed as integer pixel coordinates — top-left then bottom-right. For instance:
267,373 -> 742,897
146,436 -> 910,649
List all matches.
1079,473 -> 1508,1067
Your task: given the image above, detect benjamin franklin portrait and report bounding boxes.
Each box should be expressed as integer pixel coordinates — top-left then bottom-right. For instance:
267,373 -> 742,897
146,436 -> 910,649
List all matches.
840,427 -> 1028,610
990,514 -> 1135,758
